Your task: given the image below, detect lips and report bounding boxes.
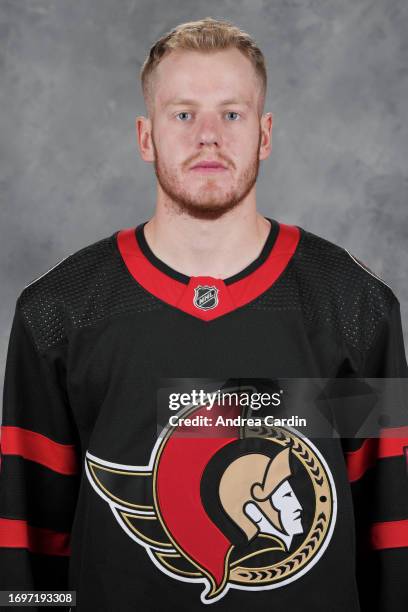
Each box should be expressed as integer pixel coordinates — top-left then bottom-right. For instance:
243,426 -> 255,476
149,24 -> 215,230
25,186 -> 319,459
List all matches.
191,161 -> 227,169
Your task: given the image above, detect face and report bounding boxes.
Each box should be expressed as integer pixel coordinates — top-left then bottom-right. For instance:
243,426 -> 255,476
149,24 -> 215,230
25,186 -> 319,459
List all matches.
136,48 -> 272,220
271,480 -> 303,536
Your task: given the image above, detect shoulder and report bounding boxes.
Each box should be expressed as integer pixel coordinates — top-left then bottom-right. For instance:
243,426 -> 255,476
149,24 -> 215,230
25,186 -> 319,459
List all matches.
21,231 -> 117,294
291,225 -> 398,350
16,231 -> 119,351
295,224 -> 395,295
19,231 -> 118,304
16,228 -> 164,352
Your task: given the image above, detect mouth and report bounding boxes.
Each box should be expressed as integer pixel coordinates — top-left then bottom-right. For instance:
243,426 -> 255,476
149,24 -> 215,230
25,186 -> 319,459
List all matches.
190,161 -> 228,173
191,167 -> 228,174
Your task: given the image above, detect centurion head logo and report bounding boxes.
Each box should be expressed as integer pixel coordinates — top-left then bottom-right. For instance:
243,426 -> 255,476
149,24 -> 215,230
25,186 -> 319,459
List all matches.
85,391 -> 337,604
219,447 -> 304,553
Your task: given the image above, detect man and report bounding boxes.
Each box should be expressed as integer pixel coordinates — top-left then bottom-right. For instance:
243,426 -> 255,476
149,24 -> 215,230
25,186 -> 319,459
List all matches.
1,17 -> 407,611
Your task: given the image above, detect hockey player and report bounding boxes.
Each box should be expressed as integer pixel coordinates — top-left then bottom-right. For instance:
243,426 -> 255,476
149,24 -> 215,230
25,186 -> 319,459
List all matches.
1,17 -> 407,611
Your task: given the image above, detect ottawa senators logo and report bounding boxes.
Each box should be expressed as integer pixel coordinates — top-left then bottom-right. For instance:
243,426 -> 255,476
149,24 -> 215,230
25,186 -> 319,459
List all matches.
85,389 -> 337,604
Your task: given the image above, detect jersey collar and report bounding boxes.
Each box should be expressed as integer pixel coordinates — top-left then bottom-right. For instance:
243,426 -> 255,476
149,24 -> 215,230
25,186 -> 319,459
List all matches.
116,218 -> 300,322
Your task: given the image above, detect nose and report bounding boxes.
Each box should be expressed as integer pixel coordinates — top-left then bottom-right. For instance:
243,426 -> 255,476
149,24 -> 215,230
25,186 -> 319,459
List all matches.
199,135 -> 219,146
197,115 -> 222,147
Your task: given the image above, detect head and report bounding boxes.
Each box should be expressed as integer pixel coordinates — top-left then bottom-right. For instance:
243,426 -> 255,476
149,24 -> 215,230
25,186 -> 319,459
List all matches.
270,479 -> 303,536
218,448 -> 294,542
136,17 -> 273,220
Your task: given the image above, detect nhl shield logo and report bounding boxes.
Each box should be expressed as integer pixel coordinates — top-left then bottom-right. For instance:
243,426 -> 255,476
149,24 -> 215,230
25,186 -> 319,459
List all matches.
193,285 -> 219,310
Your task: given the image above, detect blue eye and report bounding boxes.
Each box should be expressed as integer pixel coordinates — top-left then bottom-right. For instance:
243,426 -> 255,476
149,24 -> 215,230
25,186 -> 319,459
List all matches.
176,112 -> 192,121
226,111 -> 240,121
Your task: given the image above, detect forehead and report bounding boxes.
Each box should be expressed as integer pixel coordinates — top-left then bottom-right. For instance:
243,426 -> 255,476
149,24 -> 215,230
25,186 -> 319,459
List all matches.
154,48 -> 259,108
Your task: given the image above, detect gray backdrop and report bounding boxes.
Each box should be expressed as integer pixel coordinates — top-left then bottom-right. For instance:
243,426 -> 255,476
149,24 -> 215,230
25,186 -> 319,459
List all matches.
1,1 -> 407,403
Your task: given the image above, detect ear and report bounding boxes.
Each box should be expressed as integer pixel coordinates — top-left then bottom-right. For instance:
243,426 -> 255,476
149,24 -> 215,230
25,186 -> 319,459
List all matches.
135,115 -> 155,163
259,112 -> 273,161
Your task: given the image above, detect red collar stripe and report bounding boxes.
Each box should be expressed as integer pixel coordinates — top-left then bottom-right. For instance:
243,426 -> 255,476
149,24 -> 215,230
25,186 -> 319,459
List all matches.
117,223 -> 300,322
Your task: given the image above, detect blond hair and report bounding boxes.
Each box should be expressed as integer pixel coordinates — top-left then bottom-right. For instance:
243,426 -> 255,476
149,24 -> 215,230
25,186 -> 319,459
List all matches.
140,17 -> 267,117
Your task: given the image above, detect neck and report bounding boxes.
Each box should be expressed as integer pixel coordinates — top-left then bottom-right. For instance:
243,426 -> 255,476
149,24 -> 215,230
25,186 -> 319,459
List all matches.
143,206 -> 272,280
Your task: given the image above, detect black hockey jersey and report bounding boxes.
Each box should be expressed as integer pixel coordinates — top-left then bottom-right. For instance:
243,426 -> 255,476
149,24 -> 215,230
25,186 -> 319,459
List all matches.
1,217 -> 407,611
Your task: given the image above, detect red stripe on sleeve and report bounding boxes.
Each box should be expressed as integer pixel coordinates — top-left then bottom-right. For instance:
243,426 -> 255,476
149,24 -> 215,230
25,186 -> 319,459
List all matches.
0,517 -> 70,556
371,519 -> 408,550
0,426 -> 78,475
346,426 -> 408,482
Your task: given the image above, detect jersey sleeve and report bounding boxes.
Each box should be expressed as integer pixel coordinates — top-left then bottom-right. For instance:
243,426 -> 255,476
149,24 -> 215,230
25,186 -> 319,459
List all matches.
0,296 -> 80,600
344,296 -> 408,611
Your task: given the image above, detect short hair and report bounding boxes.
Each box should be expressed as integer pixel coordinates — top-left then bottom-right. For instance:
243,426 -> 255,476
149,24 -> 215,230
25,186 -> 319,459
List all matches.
140,17 -> 267,117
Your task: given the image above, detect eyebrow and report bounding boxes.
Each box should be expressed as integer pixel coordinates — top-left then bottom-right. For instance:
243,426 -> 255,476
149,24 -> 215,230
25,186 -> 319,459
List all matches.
164,98 -> 251,108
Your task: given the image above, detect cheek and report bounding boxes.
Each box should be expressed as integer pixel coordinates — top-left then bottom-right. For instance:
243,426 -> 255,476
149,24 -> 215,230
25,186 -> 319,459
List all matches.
157,134 -> 189,165
229,137 -> 257,164
155,143 -> 183,171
